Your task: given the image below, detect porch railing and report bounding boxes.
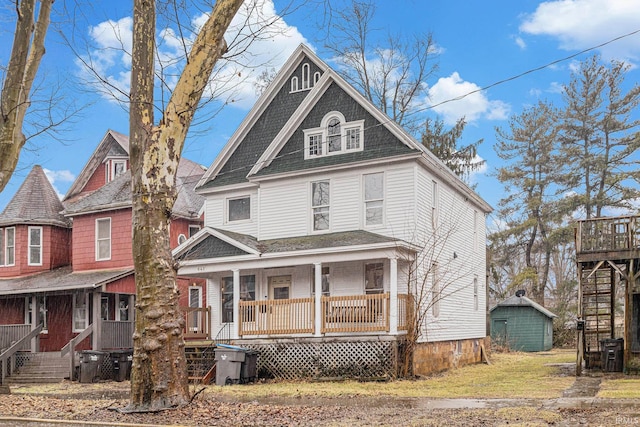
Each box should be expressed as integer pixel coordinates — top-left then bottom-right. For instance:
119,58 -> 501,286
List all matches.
239,298 -> 314,336
576,215 -> 640,253
102,321 -> 134,349
322,293 -> 389,333
397,294 -> 414,332
1,324 -> 43,385
237,293 -> 410,337
0,324 -> 31,352
182,307 -> 211,339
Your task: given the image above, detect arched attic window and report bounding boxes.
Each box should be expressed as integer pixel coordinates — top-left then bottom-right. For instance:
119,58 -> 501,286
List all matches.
303,111 -> 364,159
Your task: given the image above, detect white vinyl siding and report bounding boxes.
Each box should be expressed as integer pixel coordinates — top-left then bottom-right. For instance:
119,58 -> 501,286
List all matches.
259,181 -> 308,239
204,190 -> 258,236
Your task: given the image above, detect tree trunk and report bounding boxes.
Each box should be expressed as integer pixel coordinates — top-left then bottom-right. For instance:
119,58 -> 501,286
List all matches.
0,0 -> 52,193
126,0 -> 243,412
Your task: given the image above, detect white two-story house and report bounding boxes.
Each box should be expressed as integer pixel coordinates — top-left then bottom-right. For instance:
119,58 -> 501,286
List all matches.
175,44 -> 492,379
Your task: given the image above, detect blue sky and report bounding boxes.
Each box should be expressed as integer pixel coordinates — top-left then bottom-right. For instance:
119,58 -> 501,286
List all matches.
1,0 -> 639,223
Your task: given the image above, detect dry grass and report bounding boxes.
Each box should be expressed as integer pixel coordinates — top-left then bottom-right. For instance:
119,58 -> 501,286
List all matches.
10,349 -> 582,400
598,376 -> 640,398
211,349 -> 577,400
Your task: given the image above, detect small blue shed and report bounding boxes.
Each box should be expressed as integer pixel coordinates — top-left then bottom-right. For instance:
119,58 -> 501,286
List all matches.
490,292 -> 557,352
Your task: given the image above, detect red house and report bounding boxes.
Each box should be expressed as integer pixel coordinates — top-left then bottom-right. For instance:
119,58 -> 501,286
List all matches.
0,130 -> 206,382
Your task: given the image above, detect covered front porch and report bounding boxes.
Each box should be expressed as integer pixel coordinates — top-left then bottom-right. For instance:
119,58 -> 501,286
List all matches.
176,228 -> 418,342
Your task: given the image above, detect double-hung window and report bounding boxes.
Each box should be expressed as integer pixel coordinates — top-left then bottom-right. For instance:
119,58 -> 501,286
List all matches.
2,227 -> 15,266
96,218 -> 111,261
28,226 -> 43,266
312,181 -> 330,231
364,173 -> 384,226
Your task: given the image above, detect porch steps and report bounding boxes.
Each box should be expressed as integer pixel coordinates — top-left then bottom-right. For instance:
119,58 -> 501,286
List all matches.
6,352 -> 70,384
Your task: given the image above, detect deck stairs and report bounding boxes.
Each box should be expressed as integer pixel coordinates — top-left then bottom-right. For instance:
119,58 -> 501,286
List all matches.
580,264 -> 614,368
5,351 -> 70,384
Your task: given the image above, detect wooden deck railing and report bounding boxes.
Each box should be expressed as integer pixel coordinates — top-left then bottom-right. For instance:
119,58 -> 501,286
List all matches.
322,293 -> 389,333
237,294 -> 410,336
576,215 -> 640,253
182,307 -> 211,339
397,294 -> 414,332
239,298 -> 314,336
0,324 -> 31,351
102,321 -> 133,349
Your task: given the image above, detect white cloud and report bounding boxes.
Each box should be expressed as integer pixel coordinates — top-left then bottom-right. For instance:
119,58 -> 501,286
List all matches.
43,168 -> 76,200
427,72 -> 510,125
78,0 -> 307,109
520,0 -> 640,64
514,36 -> 526,49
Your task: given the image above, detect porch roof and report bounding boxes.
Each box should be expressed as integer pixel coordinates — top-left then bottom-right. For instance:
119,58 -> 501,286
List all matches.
0,266 -> 134,296
179,228 -> 409,260
176,228 -> 416,275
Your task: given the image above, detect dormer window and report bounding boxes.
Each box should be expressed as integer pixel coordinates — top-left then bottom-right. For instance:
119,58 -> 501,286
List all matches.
105,158 -> 127,183
304,111 -> 364,159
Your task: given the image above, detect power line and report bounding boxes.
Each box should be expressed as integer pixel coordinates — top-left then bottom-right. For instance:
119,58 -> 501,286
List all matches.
419,28 -> 640,114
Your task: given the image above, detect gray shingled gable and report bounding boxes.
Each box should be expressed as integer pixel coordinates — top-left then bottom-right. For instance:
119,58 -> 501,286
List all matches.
199,54 -> 325,190
63,165 -> 205,218
0,165 -> 69,227
179,229 -> 401,261
62,170 -> 132,215
256,82 -> 416,177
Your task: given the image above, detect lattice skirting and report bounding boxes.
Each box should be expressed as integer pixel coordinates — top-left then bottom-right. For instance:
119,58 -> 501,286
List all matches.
240,338 -> 404,380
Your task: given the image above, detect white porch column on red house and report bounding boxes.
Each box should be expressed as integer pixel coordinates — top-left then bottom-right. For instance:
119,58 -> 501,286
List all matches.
389,257 -> 398,335
314,262 -> 322,337
92,292 -> 102,350
232,269 -> 240,340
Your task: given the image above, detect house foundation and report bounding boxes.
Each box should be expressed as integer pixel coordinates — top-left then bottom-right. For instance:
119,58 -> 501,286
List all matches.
413,336 -> 490,376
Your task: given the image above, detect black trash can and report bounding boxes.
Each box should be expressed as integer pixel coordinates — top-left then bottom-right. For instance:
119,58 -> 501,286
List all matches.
110,350 -> 133,381
79,350 -> 107,383
240,350 -> 259,383
601,338 -> 624,372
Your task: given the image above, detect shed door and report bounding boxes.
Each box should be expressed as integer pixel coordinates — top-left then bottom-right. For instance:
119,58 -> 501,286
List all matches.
492,319 -> 508,347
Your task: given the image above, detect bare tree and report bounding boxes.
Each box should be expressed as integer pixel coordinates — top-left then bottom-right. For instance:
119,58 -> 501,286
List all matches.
0,0 -> 53,193
320,0 -> 438,134
399,215 -> 483,377
124,0 -> 244,412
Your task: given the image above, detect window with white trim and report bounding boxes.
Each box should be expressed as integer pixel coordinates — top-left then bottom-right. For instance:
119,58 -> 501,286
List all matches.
473,276 -> 479,311
302,63 -> 310,89
303,112 -> 364,159
311,180 -> 330,231
290,76 -> 298,92
28,226 -> 43,266
364,173 -> 384,226
0,228 -> 4,266
365,262 -> 384,294
118,295 -> 130,321
73,291 -> 88,332
432,263 -> 440,317
431,180 -> 439,230
188,225 -> 200,237
314,71 -> 321,84
188,286 -> 203,331
2,227 -> 15,266
178,234 -> 187,245
228,196 -> 250,222
96,218 -> 111,261
26,296 -> 47,332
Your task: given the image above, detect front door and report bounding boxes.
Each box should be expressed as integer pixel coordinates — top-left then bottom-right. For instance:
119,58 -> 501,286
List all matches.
268,275 -> 291,331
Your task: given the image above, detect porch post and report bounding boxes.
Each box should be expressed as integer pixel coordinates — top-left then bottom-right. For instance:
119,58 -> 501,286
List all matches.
92,292 -> 102,350
232,269 -> 240,340
389,257 -> 398,335
314,262 -> 322,337
30,296 -> 39,352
